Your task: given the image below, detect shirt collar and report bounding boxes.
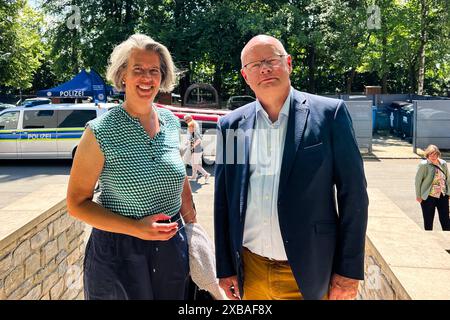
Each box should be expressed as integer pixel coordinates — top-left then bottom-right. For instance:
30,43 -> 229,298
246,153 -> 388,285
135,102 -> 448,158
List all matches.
255,87 -> 293,122
120,103 -> 166,127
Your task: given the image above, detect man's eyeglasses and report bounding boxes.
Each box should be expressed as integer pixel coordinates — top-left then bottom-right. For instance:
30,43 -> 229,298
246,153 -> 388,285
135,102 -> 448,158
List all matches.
243,55 -> 287,73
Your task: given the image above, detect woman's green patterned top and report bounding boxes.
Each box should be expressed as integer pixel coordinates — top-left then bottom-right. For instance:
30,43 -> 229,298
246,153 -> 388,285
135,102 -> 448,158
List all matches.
87,105 -> 186,219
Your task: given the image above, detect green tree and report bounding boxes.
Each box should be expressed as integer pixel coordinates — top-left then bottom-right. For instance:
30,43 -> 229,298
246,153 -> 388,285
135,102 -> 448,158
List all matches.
359,0 -> 449,95
17,0 -> 450,96
0,0 -> 45,91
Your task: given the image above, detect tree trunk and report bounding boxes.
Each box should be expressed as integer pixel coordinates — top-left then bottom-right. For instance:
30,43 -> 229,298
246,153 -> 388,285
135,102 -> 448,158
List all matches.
307,44 -> 316,93
408,62 -> 416,94
174,0 -> 191,105
346,34 -> 371,94
124,0 -> 134,34
71,29 -> 78,75
346,68 -> 356,94
417,0 -> 428,95
213,65 -> 222,102
179,63 -> 190,106
382,74 -> 388,94
381,30 -> 388,94
125,0 -> 132,22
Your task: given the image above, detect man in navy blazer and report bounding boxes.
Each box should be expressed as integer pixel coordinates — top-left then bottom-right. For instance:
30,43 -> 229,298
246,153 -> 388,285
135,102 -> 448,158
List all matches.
214,35 -> 368,300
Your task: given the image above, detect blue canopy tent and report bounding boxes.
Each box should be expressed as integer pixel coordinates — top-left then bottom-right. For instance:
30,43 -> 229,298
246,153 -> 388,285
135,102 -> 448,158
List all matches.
37,69 -> 114,102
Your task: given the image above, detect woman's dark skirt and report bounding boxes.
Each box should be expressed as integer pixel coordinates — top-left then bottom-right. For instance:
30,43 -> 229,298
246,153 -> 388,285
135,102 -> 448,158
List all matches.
83,215 -> 189,300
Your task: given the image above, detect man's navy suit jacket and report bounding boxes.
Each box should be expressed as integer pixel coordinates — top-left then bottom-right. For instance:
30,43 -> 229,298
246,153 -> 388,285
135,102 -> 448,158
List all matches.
214,89 -> 369,300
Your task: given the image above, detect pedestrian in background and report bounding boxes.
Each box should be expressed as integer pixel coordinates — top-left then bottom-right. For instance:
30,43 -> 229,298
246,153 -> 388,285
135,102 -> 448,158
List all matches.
415,144 -> 450,231
184,114 -> 210,183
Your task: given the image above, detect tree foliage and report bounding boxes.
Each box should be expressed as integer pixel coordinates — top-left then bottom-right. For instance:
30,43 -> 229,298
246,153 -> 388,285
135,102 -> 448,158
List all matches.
0,0 -> 45,90
1,0 -> 449,97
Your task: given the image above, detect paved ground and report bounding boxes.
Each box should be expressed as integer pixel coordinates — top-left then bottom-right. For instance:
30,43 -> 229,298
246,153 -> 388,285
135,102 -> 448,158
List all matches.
185,165 -> 216,238
1,134 -> 449,239
0,159 -> 72,210
364,159 -> 443,231
362,132 -> 449,232
193,159 -> 450,240
193,162 -> 438,236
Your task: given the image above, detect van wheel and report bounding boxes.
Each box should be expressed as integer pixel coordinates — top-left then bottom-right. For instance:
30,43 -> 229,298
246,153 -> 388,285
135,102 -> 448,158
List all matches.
72,147 -> 77,159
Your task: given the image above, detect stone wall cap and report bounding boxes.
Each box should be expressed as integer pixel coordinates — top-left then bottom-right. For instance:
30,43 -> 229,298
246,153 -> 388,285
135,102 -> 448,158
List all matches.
367,187 -> 450,299
391,267 -> 450,300
0,184 -> 66,251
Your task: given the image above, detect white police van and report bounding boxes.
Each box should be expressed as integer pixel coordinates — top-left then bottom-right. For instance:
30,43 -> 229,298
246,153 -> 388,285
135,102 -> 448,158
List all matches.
0,103 -> 116,159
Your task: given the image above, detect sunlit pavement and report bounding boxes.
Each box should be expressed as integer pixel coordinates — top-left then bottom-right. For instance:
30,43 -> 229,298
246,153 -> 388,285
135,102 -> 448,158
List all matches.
1,157 -> 445,240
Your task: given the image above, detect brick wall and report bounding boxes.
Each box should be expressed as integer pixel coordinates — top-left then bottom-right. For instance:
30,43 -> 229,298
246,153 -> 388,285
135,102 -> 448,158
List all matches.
0,206 -> 85,300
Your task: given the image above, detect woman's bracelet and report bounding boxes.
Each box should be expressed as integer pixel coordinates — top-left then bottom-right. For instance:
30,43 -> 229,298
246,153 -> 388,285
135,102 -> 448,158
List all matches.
181,208 -> 197,224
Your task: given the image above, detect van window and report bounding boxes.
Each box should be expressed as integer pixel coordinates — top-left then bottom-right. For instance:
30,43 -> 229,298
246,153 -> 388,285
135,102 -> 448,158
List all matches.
57,110 -> 97,128
23,110 -> 57,129
0,111 -> 19,130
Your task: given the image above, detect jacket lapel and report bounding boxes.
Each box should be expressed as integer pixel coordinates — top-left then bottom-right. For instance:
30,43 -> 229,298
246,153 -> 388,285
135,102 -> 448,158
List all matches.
279,90 -> 310,195
237,105 -> 256,220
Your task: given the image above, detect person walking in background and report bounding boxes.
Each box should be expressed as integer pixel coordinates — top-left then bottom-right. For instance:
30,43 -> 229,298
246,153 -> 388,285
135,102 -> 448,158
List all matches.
415,144 -> 450,231
67,34 -> 198,300
184,114 -> 210,183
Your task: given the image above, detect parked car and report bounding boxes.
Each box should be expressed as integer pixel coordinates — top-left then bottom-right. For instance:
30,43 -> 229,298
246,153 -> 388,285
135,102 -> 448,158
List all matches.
226,95 -> 255,110
0,101 -> 228,161
0,103 -> 117,159
19,98 -> 51,108
0,103 -> 16,112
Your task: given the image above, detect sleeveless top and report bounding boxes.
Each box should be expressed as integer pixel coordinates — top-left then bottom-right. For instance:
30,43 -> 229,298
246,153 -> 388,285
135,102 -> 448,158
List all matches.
86,105 -> 186,219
